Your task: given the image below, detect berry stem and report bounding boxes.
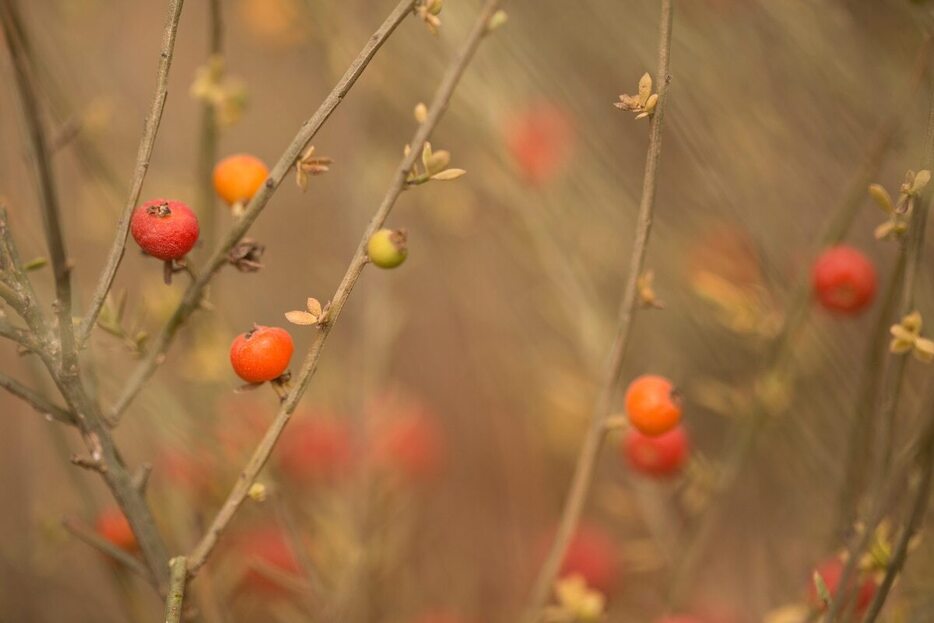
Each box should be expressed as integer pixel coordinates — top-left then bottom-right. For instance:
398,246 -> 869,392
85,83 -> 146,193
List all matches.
523,0 -> 675,618
184,0 -> 505,577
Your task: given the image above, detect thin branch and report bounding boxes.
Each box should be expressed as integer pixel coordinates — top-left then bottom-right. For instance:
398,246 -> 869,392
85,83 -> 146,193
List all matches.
109,0 -> 419,423
1,207 -> 171,590
826,71 -> 934,623
666,35 -> 934,607
0,315 -> 40,352
0,372 -> 74,424
62,517 -> 155,584
195,0 -> 223,254
523,1 -> 675,618
185,0 -> 505,576
163,556 -> 188,623
76,0 -> 186,346
0,0 -> 76,371
863,428 -> 934,622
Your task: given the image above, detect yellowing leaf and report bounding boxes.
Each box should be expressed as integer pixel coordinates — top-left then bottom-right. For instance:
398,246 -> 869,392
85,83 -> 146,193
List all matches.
869,183 -> 894,213
306,297 -> 322,316
912,169 -> 931,195
638,72 -> 652,105
285,310 -> 317,325
430,168 -> 466,181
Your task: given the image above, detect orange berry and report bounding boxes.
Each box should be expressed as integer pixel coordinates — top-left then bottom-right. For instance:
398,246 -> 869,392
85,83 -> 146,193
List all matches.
229,325 -> 294,384
624,375 -> 682,437
95,507 -> 138,552
213,153 -> 269,207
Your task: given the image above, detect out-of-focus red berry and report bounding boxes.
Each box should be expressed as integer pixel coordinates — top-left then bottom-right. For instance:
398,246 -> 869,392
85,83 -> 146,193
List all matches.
372,412 -> 445,482
155,448 -> 213,496
130,199 -> 199,261
95,508 -> 138,553
558,523 -> 621,595
368,391 -> 446,483
807,557 -> 877,614
625,375 -> 683,437
812,245 -> 877,314
229,325 -> 294,384
622,425 -> 689,477
503,103 -> 574,185
413,611 -> 468,623
235,525 -> 303,596
277,415 -> 353,483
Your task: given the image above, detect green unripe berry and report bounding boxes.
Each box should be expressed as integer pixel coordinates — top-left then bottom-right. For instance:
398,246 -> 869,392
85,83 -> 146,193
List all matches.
367,228 -> 408,269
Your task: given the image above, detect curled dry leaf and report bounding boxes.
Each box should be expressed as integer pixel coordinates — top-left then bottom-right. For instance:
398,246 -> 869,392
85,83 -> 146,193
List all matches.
227,238 -> 265,272
285,297 -> 325,326
295,145 -> 333,192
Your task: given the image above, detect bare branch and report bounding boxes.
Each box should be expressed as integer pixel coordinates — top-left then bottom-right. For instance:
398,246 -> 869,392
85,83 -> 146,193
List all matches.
523,1 -> 674,618
0,0 -> 76,372
62,516 -> 155,585
185,0 -> 505,575
77,0 -> 186,346
0,372 -> 74,424
163,556 -> 188,623
109,0 -> 419,423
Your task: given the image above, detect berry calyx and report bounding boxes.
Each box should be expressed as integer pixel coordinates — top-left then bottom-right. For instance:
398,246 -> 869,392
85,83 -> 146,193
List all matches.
622,425 -> 689,477
625,375 -> 682,437
213,153 -> 270,212
229,325 -> 294,384
367,228 -> 408,269
812,245 -> 877,314
95,507 -> 138,552
807,556 -> 877,615
130,199 -> 199,261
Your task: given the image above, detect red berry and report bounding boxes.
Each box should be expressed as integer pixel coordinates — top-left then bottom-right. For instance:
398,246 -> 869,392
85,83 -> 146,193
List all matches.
95,507 -> 138,552
371,410 -> 445,482
625,375 -> 683,437
155,448 -> 213,496
413,612 -> 468,623
235,525 -> 302,596
812,245 -> 877,314
558,524 -> 621,595
622,425 -> 689,477
503,103 -> 574,185
277,415 -> 353,483
229,325 -> 294,384
130,199 -> 199,261
807,557 -> 877,614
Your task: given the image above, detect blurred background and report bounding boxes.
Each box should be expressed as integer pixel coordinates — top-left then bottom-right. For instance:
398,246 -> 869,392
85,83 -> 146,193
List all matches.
2,0 -> 934,621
